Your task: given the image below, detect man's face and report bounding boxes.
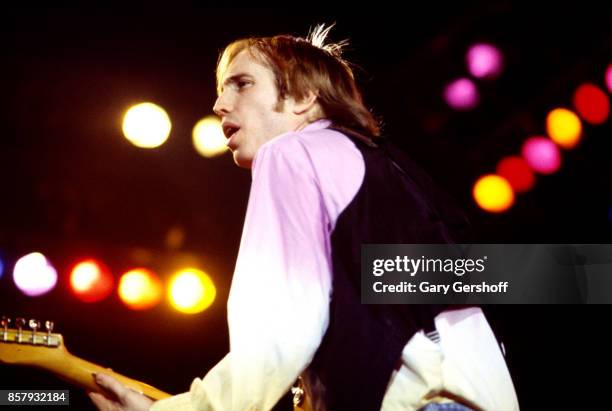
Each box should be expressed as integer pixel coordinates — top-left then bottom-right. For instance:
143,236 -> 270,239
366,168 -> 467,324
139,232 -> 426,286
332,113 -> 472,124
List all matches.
214,49 -> 299,168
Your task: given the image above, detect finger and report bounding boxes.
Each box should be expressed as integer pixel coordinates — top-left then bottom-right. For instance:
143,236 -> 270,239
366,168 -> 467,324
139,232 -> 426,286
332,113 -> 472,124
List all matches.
94,373 -> 129,400
88,391 -> 118,411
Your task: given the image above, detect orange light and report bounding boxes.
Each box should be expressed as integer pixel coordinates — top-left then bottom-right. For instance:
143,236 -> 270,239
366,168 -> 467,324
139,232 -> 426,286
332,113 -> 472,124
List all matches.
70,259 -> 114,303
118,268 -> 163,310
472,174 -> 515,213
546,108 -> 582,149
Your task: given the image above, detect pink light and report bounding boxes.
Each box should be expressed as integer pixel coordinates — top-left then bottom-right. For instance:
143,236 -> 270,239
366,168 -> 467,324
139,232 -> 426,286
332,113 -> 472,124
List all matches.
444,78 -> 479,111
521,137 -> 562,175
606,64 -> 612,94
466,43 -> 504,79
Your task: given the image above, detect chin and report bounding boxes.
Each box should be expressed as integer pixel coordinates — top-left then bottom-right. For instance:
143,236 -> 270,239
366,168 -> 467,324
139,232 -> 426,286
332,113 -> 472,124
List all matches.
232,151 -> 253,169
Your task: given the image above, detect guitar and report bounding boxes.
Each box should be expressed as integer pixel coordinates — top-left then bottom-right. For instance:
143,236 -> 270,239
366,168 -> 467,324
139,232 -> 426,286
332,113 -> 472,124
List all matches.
0,317 -> 171,400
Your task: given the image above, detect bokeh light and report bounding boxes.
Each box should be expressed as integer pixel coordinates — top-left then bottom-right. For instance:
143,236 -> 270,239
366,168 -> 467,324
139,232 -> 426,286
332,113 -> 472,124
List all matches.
118,268 -> 163,310
546,108 -> 582,149
168,268 -> 216,315
472,174 -> 515,213
122,102 -> 172,148
496,156 -> 535,193
443,78 -> 479,111
70,259 -> 114,303
606,64 -> 612,94
193,116 -> 229,158
573,83 -> 610,125
521,136 -> 562,174
466,43 -> 504,79
13,252 -> 58,297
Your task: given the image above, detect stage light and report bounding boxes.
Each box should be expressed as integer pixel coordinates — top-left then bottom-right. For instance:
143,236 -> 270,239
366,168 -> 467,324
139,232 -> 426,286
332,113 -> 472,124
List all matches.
606,64 -> 612,94
466,43 -> 504,79
168,268 -> 216,315
122,102 -> 172,148
546,108 -> 582,149
573,83 -> 610,125
0,257 -> 4,280
496,156 -> 535,193
13,252 -> 57,297
472,174 -> 515,213
193,116 -> 229,158
521,136 -> 561,175
69,259 -> 114,303
118,268 -> 163,310
443,78 -> 479,111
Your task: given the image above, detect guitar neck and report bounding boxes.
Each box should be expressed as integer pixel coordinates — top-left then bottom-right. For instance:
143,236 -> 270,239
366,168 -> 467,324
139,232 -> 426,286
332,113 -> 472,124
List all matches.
36,351 -> 171,400
0,325 -> 171,401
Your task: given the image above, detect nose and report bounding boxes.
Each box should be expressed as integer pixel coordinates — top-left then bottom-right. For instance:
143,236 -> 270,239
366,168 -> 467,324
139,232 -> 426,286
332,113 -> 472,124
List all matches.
213,92 -> 232,117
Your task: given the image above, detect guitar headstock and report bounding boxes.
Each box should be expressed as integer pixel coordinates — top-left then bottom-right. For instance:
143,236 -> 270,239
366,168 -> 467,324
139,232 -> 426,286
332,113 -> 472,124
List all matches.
0,316 -> 66,366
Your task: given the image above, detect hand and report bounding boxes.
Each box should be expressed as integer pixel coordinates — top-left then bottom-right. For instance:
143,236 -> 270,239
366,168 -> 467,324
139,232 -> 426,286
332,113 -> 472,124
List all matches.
88,373 -> 155,411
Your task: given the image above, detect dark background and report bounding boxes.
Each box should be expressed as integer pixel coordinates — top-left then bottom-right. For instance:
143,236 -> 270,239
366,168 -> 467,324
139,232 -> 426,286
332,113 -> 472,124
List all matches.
1,3 -> 611,409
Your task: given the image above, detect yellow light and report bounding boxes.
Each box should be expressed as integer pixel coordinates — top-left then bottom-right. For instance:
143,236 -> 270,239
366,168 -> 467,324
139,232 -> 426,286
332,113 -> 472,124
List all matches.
546,108 -> 582,149
122,102 -> 172,148
472,174 -> 515,213
118,268 -> 163,310
192,116 -> 228,158
168,268 -> 216,314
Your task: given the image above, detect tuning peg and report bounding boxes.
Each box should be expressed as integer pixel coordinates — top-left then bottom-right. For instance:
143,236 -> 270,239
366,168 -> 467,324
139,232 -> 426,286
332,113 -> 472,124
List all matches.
29,319 -> 41,344
15,317 -> 25,342
45,320 -> 54,333
44,321 -> 54,345
1,316 -> 10,341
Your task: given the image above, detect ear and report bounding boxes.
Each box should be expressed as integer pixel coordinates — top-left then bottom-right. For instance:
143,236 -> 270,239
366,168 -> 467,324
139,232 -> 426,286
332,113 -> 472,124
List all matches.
291,90 -> 319,115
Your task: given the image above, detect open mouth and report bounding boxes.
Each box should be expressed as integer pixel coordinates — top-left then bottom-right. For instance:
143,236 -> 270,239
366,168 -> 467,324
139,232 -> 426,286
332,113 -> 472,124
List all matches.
222,124 -> 241,139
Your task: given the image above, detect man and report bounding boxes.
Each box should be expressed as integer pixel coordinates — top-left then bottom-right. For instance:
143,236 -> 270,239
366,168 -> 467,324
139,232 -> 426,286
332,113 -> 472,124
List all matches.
90,25 -> 519,411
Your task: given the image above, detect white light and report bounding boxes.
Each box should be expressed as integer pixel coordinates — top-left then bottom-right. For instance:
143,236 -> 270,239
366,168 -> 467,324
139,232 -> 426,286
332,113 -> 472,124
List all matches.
13,252 -> 58,297
122,102 -> 172,148
192,116 -> 229,158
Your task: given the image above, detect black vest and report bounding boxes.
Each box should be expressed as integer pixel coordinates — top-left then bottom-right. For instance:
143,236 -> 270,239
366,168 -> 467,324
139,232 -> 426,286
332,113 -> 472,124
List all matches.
303,128 -> 470,411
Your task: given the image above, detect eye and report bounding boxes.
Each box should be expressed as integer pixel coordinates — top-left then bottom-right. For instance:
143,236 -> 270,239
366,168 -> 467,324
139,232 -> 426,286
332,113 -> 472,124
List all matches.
236,80 -> 252,90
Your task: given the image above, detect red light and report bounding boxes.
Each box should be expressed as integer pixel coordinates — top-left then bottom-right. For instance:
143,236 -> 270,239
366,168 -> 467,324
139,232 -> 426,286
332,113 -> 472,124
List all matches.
70,259 -> 114,303
496,156 -> 535,193
573,83 -> 610,125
